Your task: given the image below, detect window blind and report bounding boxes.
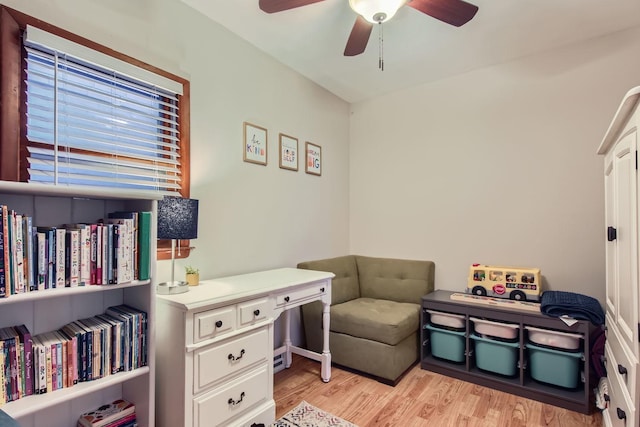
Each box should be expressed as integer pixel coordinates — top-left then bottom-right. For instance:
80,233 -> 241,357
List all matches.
24,25 -> 183,195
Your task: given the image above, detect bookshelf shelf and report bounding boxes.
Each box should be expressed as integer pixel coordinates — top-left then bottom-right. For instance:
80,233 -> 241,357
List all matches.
0,281 -> 151,305
2,367 -> 149,419
0,181 -> 158,427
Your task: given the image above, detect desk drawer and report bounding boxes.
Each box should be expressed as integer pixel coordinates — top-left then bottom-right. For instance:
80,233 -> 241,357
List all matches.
606,324 -> 636,402
194,364 -> 269,427
275,283 -> 327,307
194,306 -> 236,343
194,328 -> 269,393
238,298 -> 270,326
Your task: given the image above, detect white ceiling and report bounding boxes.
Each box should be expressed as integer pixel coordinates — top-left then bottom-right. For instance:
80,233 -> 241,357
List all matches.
180,0 -> 640,103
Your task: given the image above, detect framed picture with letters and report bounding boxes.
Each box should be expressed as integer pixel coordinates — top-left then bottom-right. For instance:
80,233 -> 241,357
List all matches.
305,141 -> 321,176
243,121 -> 267,165
279,133 -> 298,171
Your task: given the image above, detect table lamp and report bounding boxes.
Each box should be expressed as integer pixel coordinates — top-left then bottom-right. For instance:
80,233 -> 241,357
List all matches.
156,196 -> 199,295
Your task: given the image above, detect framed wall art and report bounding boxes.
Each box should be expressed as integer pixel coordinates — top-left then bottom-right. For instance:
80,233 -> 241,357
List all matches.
305,141 -> 322,176
243,121 -> 268,165
279,133 -> 298,171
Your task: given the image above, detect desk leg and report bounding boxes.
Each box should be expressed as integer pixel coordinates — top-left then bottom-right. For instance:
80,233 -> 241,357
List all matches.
283,308 -> 292,369
321,300 -> 331,382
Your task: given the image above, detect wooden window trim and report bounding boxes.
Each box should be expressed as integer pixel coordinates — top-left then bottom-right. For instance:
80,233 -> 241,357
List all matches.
0,5 -> 191,260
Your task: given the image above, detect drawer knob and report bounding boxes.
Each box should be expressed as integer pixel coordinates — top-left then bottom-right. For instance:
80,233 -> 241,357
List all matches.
320,287 -> 325,292
284,296 -> 290,303
228,391 -> 245,406
254,309 -> 260,316
618,364 -> 628,376
228,349 -> 246,361
215,320 -> 223,328
617,408 -> 626,420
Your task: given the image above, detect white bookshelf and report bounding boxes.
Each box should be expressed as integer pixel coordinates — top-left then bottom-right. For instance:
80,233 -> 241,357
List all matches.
0,181 -> 158,427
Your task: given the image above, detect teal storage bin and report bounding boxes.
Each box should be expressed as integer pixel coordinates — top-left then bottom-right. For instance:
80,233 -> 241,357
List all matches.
471,333 -> 519,376
426,324 -> 466,363
527,343 -> 583,388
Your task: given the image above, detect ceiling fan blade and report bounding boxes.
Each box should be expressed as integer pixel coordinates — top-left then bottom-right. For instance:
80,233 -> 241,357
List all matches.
344,16 -> 373,57
407,0 -> 478,27
259,0 -> 326,13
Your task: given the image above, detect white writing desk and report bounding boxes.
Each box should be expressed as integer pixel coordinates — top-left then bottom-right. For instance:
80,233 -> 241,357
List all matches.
155,268 -> 334,427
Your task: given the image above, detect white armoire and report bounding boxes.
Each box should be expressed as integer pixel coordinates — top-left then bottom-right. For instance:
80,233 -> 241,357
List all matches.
598,86 -> 640,427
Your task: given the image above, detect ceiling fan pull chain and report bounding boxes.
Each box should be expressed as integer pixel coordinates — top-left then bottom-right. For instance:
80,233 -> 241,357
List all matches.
378,22 -> 384,71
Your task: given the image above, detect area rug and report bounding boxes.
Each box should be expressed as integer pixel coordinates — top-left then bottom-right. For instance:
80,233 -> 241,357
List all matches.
272,400 -> 358,427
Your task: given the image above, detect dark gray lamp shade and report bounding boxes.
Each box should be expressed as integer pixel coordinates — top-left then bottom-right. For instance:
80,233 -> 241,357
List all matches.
157,196 -> 199,240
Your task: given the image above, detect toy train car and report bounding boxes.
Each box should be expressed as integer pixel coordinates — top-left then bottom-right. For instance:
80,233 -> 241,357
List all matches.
467,264 -> 541,302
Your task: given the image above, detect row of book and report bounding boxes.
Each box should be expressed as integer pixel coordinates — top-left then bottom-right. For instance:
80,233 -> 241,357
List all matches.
0,206 -> 152,297
78,398 -> 137,427
0,304 -> 147,405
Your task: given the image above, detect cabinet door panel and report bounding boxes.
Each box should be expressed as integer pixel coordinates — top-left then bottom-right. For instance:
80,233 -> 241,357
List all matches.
613,132 -> 639,355
605,153 -> 617,319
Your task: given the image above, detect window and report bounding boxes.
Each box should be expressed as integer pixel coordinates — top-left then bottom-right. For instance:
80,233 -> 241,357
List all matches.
25,25 -> 183,193
0,6 -> 191,259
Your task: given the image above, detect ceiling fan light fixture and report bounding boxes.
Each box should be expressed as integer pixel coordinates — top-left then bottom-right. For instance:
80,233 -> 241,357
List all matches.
348,0 -> 406,23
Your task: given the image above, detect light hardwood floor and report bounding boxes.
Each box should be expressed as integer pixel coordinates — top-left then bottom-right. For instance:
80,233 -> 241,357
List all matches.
273,355 -> 603,427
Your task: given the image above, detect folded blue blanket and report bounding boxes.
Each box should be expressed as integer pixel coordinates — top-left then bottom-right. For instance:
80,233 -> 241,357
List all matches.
541,291 -> 605,326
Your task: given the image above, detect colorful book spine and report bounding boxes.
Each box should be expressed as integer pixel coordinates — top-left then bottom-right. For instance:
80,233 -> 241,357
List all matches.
14,324 -> 33,397
36,231 -> 46,291
7,210 -> 15,295
79,224 -> 90,286
55,228 -> 66,289
31,335 -> 46,394
65,229 -> 80,287
0,206 -> 6,298
137,212 -> 151,281
0,340 -> 4,405
23,216 -> 35,292
1,205 -> 9,297
13,214 -> 25,294
35,227 -> 55,289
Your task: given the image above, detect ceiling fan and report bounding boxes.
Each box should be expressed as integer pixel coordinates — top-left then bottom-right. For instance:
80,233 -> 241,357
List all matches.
258,0 -> 479,57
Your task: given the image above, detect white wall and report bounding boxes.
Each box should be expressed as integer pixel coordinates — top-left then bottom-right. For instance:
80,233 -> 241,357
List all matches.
350,26 -> 640,303
3,0 -> 351,280
5,0 -> 350,348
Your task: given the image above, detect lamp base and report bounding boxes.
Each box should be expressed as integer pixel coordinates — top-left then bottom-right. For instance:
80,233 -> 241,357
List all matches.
157,280 -> 190,295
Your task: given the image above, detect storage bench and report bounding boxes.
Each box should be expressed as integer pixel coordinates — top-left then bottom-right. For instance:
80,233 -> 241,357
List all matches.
421,290 -> 596,414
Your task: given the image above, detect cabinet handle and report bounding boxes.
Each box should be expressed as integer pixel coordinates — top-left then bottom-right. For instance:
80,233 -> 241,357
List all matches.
607,226 -> 617,241
617,408 -> 626,420
228,391 -> 245,406
284,296 -> 290,303
253,309 -> 260,316
320,287 -> 325,292
618,364 -> 628,375
228,349 -> 246,361
215,320 -> 223,328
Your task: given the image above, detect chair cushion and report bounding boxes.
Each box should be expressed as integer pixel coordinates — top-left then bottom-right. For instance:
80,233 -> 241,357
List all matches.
330,298 -> 420,346
298,256 -> 360,305
355,256 -> 435,303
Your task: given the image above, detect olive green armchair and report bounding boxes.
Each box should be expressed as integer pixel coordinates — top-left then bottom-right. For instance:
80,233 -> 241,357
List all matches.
297,255 -> 435,385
